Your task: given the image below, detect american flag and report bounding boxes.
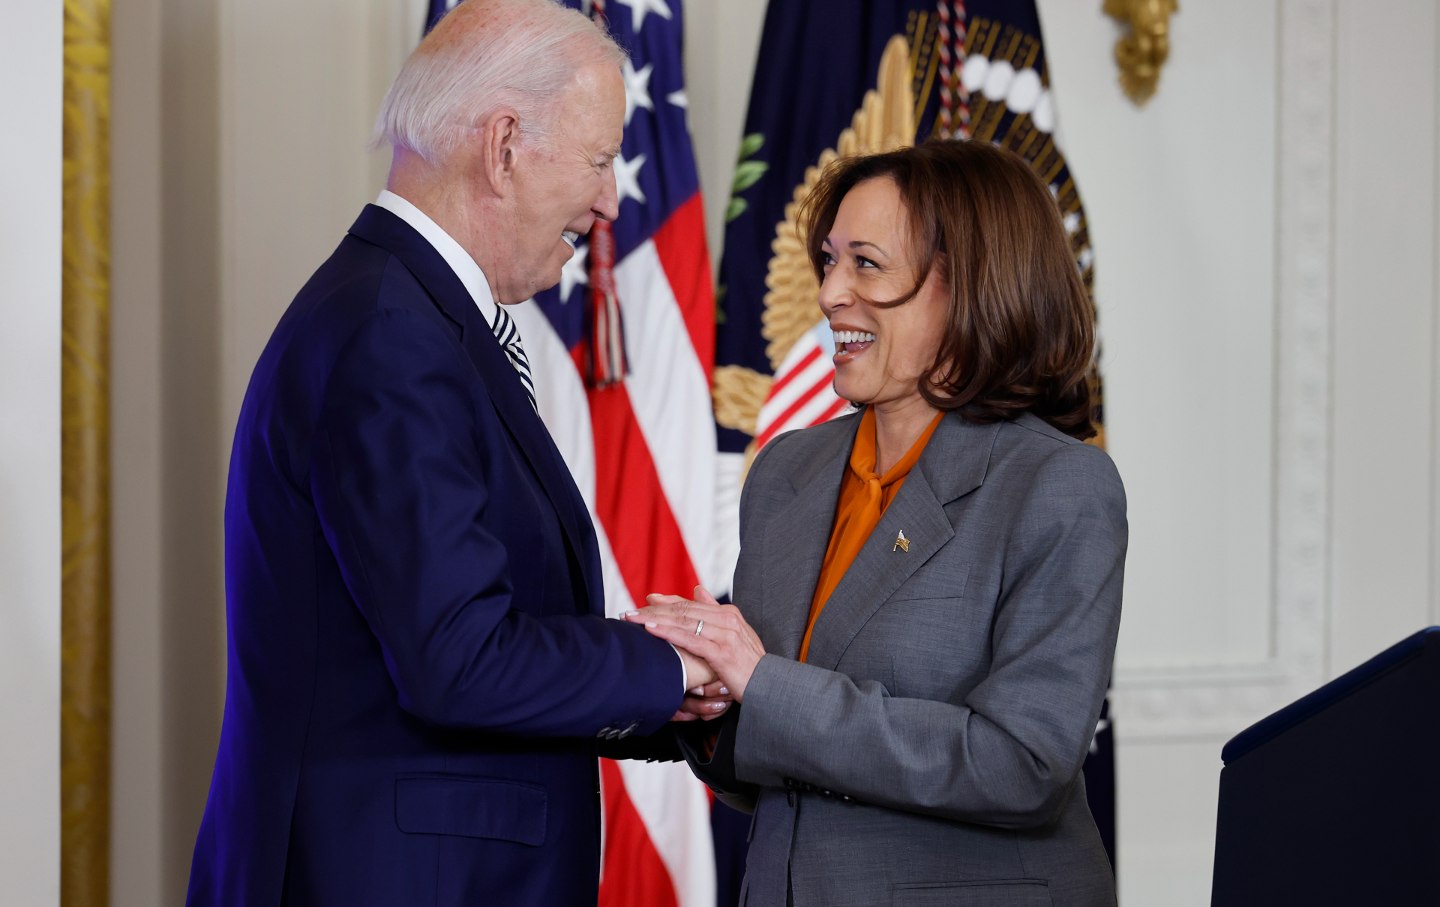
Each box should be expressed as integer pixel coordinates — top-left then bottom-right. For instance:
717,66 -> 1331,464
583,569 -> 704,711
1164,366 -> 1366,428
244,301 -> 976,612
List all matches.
427,1 -> 721,904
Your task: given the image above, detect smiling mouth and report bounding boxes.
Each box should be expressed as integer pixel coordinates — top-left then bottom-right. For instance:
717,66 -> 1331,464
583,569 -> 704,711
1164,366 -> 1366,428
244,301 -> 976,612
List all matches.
833,329 -> 876,355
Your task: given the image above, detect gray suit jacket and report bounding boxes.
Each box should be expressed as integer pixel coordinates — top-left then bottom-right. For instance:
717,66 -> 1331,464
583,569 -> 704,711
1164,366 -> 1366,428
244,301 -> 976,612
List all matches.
695,410 -> 1126,906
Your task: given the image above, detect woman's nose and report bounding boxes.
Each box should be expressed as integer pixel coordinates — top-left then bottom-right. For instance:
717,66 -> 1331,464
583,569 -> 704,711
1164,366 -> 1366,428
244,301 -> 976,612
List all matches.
817,271 -> 851,315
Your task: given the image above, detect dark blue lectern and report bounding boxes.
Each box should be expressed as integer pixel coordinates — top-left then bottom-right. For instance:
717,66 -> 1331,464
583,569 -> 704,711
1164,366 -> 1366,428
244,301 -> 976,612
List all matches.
1211,627 -> 1440,906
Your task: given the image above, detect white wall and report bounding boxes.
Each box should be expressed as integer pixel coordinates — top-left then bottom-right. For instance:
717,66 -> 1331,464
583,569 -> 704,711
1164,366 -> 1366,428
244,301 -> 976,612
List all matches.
1331,0 -> 1440,666
1040,1 -> 1440,902
104,1 -> 1440,904
0,2 -> 62,905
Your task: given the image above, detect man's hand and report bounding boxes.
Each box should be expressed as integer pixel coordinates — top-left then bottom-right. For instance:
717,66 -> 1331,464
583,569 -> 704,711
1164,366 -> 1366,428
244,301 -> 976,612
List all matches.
676,647 -> 716,690
671,679 -> 733,722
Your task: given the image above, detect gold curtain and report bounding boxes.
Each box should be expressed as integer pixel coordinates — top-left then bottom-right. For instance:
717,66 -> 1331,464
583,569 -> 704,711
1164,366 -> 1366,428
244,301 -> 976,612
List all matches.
62,0 -> 112,904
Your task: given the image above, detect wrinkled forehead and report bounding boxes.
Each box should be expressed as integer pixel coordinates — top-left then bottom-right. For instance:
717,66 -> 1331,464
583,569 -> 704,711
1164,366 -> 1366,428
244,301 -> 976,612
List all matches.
555,64 -> 624,152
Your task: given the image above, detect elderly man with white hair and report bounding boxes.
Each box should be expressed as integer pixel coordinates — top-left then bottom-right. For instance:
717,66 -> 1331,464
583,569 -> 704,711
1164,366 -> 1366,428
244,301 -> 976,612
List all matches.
184,2 -> 720,904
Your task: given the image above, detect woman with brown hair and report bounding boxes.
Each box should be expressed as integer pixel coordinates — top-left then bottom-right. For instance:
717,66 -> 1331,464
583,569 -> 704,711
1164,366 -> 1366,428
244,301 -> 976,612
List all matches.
630,139 -> 1126,906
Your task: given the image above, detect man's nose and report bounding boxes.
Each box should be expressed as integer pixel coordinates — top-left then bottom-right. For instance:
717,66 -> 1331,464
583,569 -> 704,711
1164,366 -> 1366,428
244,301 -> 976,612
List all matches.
594,170 -> 620,222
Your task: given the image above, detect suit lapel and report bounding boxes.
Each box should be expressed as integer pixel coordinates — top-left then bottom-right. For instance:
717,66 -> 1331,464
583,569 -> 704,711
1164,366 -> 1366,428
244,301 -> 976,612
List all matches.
802,413 -> 999,670
757,420 -> 857,659
348,205 -> 604,614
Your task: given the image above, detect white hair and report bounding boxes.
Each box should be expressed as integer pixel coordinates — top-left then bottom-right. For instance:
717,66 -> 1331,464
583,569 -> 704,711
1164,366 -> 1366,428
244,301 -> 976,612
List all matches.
373,0 -> 626,164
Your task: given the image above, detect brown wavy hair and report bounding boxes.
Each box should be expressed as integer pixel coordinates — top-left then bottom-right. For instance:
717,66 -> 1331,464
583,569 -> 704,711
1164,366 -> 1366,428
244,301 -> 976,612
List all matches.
798,139 -> 1097,440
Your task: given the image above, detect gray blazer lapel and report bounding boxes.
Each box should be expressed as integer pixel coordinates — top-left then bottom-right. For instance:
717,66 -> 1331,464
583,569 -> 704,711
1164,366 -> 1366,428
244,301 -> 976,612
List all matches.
803,413 -> 1000,670
755,423 -> 857,660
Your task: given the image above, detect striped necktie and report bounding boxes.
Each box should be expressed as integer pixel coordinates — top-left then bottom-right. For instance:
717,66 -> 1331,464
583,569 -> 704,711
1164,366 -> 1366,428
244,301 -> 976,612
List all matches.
490,304 -> 537,412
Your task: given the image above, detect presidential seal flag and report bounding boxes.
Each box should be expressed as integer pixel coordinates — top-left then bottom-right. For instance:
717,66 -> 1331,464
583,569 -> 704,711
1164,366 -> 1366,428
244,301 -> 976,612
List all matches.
427,0 -> 722,904
711,0 -> 1114,871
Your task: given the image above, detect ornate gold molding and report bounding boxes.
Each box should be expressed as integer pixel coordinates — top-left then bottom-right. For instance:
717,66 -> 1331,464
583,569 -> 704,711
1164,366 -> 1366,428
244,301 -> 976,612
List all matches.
1103,0 -> 1177,105
62,0 -> 112,904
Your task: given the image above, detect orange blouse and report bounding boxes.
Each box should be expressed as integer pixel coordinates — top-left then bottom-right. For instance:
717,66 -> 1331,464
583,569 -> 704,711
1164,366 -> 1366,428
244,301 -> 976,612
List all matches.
798,407 -> 945,662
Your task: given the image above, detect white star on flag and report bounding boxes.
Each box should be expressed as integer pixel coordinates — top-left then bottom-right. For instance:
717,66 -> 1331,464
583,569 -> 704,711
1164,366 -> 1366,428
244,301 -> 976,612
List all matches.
666,89 -> 687,109
613,0 -> 671,32
622,60 -> 654,125
559,241 -> 589,303
614,152 -> 648,206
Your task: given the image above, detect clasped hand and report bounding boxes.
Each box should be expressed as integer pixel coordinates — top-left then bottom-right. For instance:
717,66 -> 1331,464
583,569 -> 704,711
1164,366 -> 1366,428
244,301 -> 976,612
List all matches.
623,586 -> 767,722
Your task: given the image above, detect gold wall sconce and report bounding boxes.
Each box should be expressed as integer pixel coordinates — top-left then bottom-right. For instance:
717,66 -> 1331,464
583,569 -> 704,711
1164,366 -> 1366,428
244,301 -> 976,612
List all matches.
1104,0 -> 1178,105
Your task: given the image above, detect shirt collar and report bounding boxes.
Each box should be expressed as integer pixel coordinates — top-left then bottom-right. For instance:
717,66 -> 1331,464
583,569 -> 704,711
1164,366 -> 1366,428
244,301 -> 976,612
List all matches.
374,189 -> 503,332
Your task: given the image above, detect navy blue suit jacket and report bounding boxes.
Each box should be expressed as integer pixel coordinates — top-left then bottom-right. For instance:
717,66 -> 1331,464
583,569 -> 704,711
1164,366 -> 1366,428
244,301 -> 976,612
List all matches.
186,205 -> 683,906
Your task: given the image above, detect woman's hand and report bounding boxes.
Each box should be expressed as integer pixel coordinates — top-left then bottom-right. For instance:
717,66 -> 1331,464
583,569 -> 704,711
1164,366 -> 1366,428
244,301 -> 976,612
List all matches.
671,679 -> 733,723
625,586 -> 766,702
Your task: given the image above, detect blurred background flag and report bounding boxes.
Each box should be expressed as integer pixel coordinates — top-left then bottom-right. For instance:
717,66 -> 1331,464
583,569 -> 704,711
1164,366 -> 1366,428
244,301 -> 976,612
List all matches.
425,0 -> 458,31
710,0 -> 1114,875
426,0 -> 721,904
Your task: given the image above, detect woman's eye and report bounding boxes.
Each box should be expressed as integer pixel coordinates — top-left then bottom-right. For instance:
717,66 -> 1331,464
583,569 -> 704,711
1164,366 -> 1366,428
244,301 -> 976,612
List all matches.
820,252 -> 836,268
856,256 -> 878,269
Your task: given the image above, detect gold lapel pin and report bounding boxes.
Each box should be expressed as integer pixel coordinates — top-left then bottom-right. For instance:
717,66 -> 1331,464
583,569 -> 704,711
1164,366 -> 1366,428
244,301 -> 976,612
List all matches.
893,530 -> 910,553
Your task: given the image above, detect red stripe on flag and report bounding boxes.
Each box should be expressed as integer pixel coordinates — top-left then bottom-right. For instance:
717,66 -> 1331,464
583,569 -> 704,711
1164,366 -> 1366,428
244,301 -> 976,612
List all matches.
768,345 -> 822,396
579,364 -> 701,607
756,370 -> 835,450
651,193 -> 715,378
584,383 -> 717,906
815,396 -> 850,424
599,760 -> 680,907
580,365 -> 699,907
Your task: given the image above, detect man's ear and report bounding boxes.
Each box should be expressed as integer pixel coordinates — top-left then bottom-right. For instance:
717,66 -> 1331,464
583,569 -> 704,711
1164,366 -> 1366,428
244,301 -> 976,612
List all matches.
475,107 -> 522,196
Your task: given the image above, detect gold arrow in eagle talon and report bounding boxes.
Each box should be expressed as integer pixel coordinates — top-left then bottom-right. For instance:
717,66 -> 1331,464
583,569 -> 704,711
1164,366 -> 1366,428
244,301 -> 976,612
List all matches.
893,530 -> 910,553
